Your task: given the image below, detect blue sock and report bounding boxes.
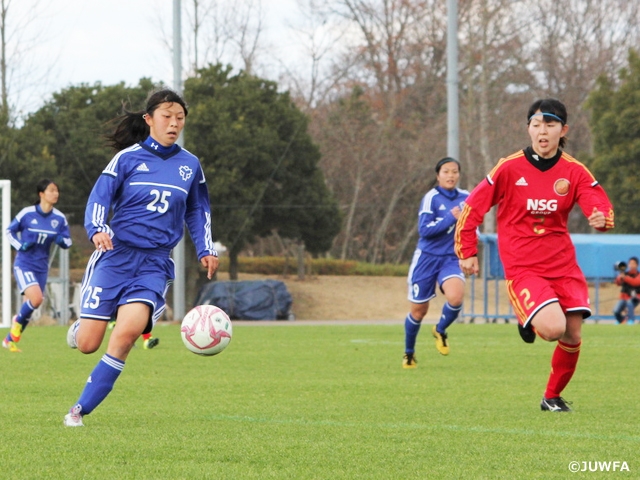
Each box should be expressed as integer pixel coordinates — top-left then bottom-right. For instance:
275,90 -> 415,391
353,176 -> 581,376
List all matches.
16,300 -> 35,329
73,354 -> 124,415
404,313 -> 422,354
436,302 -> 462,334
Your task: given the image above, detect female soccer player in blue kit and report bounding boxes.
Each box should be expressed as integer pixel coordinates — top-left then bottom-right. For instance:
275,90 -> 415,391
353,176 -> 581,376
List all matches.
3,179 -> 72,352
403,158 -> 468,368
64,89 -> 218,427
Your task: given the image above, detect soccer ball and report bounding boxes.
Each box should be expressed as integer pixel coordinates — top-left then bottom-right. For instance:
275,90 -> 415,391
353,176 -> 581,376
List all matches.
180,305 -> 232,356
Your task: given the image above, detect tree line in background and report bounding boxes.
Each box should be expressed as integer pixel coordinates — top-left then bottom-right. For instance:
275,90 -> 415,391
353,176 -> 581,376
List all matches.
0,0 -> 639,280
0,68 -> 342,288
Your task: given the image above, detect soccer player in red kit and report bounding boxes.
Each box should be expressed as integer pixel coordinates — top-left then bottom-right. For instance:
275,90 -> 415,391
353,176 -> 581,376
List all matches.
455,98 -> 614,412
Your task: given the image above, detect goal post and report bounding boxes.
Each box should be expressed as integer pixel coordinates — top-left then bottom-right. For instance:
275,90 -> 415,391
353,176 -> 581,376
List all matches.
1,180 -> 11,328
46,245 -> 71,325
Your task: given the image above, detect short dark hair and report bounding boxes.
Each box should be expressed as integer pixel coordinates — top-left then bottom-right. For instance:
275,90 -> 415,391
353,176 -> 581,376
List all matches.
36,178 -> 54,195
435,157 -> 461,174
630,256 -> 639,264
35,178 -> 56,205
145,89 -> 189,118
527,98 -> 567,125
527,98 -> 568,148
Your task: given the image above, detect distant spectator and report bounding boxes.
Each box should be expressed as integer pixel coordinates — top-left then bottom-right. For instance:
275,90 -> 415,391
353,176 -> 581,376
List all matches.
614,257 -> 640,325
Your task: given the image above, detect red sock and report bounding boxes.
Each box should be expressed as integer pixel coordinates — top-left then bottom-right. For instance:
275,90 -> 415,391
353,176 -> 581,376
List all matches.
544,340 -> 581,398
142,333 -> 151,341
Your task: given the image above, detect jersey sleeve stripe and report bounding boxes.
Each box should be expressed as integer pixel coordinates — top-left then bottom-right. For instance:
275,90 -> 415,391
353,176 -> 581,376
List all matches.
203,212 -> 216,254
52,208 -> 69,223
418,189 -> 437,215
605,211 -> 615,228
91,203 -> 104,228
103,144 -> 140,176
561,152 -> 599,183
487,151 -> 523,183
15,206 -> 36,221
90,203 -> 114,236
6,231 -> 22,250
454,204 -> 473,258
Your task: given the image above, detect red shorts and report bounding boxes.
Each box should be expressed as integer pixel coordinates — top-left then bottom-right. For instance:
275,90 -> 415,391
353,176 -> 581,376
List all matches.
505,269 -> 591,327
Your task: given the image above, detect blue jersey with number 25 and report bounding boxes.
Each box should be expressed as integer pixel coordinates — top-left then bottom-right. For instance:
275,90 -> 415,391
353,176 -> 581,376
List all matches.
85,138 -> 216,260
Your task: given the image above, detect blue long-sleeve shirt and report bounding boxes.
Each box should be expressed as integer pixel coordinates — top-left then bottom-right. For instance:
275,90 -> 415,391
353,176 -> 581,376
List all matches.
415,185 -> 469,256
6,204 -> 72,273
85,136 -> 217,259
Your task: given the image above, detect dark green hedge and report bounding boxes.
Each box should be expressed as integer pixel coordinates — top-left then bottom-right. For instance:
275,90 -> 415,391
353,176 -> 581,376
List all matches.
218,256 -> 408,277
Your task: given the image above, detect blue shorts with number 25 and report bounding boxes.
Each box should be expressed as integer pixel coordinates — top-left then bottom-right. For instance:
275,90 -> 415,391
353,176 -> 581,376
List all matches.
79,243 -> 175,331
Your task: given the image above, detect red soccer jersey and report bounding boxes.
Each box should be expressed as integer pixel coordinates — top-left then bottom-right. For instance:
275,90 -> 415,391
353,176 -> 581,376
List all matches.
455,149 -> 614,278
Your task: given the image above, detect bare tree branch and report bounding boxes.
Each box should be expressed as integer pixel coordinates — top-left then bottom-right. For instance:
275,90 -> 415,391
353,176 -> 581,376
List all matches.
0,0 -> 55,124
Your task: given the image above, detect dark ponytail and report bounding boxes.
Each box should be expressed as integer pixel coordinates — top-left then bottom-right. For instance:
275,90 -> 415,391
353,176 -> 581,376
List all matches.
105,111 -> 149,151
106,88 -> 189,151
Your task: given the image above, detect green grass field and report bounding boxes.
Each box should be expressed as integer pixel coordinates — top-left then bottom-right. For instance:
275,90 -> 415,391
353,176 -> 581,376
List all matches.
0,322 -> 638,479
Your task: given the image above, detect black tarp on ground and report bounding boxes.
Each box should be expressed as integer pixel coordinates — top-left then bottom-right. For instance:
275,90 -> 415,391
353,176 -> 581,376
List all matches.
194,279 -> 293,320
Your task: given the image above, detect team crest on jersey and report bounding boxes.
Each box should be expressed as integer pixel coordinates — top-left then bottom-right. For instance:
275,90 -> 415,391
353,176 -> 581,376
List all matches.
179,165 -> 193,181
51,220 -> 59,229
554,178 -> 570,196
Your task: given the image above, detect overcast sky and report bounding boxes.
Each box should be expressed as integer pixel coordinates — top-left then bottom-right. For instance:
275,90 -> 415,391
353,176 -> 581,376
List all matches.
10,0 -> 301,115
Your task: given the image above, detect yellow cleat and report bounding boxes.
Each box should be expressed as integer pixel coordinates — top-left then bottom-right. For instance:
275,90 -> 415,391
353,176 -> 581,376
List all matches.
3,338 -> 21,352
10,317 -> 22,342
402,353 -> 417,369
432,325 -> 450,355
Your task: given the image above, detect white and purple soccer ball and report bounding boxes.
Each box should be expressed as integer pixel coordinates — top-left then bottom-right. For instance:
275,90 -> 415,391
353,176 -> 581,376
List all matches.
180,305 -> 232,356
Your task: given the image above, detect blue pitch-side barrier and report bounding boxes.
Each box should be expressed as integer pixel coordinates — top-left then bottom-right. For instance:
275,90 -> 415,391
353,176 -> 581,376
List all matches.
462,234 -> 640,323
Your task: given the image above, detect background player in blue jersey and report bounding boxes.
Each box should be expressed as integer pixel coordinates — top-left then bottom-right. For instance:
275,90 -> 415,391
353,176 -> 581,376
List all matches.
64,89 -> 218,427
403,158 -> 469,368
3,179 -> 72,352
